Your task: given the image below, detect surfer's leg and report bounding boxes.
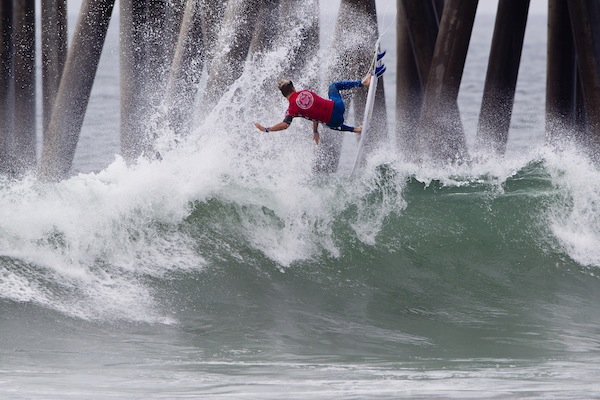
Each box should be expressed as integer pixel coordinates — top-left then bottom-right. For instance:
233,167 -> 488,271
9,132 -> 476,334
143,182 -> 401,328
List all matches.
327,81 -> 362,130
327,98 -> 345,128
328,80 -> 363,94
326,83 -> 346,128
329,124 -> 356,132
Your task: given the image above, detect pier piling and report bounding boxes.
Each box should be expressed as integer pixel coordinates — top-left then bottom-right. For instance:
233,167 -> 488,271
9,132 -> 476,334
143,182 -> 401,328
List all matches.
2,0 -> 600,179
546,0 -> 577,144
13,0 -> 36,174
165,0 -> 206,135
567,0 -> 600,152
399,0 -> 439,88
395,1 -> 421,157
250,0 -> 281,56
0,0 -> 12,173
417,0 -> 478,162
476,0 -> 530,155
204,0 -> 261,105
41,0 -> 67,135
40,0 -> 115,181
318,0 -> 383,172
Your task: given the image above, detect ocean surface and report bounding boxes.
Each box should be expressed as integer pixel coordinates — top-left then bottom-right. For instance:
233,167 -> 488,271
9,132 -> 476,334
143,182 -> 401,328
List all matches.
2,5 -> 600,399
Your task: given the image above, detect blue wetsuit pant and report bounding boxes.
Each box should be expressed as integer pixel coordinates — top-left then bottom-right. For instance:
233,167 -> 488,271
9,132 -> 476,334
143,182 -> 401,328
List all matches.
327,80 -> 362,131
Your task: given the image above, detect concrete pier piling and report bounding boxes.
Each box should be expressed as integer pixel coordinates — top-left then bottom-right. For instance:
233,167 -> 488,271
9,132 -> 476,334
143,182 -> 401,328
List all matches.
40,0 -> 116,181
399,0 -> 439,87
41,0 -> 67,135
417,0 -> 478,163
0,0 -> 12,173
546,0 -> 577,144
399,0 -> 464,162
368,1 -> 388,152
567,0 -> 600,152
120,0 -> 169,163
250,0 -> 281,56
165,0 -> 207,135
395,1 -> 422,157
278,0 -> 320,83
120,0 -> 180,162
318,0 -> 371,173
576,70 -> 587,137
397,0 -> 439,158
13,0 -> 36,174
476,0 -> 530,155
2,0 -> 600,180
204,0 -> 262,105
318,0 -> 383,173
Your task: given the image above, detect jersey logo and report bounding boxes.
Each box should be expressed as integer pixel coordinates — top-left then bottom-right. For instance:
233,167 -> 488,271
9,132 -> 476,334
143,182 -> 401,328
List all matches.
296,91 -> 314,110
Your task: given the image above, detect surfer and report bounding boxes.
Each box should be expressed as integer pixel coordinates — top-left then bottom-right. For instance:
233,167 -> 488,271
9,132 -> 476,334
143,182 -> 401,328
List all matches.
254,64 -> 385,144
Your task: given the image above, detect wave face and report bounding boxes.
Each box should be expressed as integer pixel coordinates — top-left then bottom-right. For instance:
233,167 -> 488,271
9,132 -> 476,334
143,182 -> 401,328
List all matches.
2,136 -> 600,365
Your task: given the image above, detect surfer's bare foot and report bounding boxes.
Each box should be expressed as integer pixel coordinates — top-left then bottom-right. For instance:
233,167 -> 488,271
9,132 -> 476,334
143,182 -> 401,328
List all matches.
354,126 -> 362,134
361,73 -> 371,88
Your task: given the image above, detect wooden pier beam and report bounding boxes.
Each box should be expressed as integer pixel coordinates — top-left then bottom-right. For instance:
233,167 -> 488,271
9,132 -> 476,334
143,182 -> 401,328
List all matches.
39,0 -> 115,181
0,0 -> 13,173
567,0 -> 600,153
417,0 -> 478,163
41,0 -> 67,135
546,0 -> 577,144
13,0 -> 36,174
476,0 -> 530,155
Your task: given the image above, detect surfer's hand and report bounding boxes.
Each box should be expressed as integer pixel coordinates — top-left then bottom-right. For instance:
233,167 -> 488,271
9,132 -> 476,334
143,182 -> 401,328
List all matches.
254,122 -> 266,132
313,131 -> 319,144
354,126 -> 362,134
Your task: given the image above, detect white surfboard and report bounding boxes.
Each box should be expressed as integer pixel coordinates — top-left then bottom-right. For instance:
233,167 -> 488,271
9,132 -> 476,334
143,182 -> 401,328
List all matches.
350,40 -> 382,176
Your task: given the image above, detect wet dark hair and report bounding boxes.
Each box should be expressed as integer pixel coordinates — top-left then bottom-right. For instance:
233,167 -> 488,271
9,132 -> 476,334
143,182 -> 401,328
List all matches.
278,79 -> 294,97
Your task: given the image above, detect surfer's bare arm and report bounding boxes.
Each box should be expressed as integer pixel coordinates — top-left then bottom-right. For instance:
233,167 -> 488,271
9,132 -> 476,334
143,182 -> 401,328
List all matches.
254,121 -> 290,133
313,121 -> 319,144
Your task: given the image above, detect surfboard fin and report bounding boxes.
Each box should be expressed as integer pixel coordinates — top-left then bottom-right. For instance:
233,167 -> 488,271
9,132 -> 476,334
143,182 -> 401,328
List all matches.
377,50 -> 386,61
375,64 -> 386,77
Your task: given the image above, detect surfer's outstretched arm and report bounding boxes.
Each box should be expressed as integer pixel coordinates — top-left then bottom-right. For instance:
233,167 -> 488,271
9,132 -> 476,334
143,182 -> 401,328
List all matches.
254,121 -> 290,133
313,121 -> 319,144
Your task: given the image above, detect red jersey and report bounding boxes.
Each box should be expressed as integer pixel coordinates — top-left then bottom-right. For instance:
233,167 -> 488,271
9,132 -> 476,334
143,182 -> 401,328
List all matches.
284,90 -> 334,125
